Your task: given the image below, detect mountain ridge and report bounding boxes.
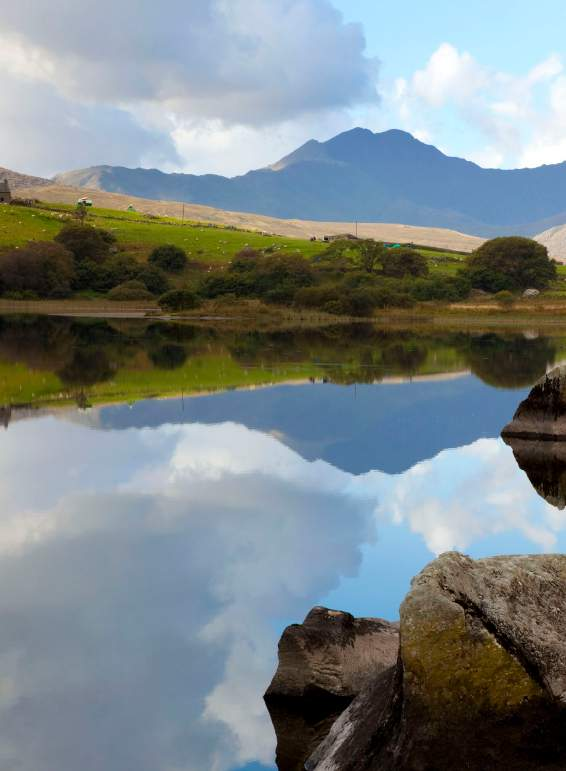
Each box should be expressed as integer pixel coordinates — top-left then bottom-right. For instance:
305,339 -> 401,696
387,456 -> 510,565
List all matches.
54,128 -> 566,237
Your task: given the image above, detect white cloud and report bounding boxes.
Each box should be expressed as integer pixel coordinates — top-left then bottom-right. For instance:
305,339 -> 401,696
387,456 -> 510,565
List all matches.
0,0 -> 378,175
392,43 -> 566,168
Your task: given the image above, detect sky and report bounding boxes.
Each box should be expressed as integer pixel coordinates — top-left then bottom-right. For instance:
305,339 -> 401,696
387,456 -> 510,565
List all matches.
2,0 -> 566,177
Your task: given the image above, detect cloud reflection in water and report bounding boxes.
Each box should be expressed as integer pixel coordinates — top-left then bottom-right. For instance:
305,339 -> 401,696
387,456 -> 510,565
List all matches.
0,417 -> 561,770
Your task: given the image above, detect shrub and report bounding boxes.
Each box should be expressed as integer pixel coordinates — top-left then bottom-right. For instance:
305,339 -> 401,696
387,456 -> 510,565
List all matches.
495,289 -> 515,307
465,237 -> 556,292
407,275 -> 471,302
55,224 -> 116,263
107,280 -> 153,301
158,289 -> 200,311
149,244 -> 187,273
382,248 -> 429,278
137,265 -> 170,295
0,241 -> 75,298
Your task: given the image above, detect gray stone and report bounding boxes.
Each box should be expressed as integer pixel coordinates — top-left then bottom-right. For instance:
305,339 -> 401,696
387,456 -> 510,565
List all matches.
264,606 -> 398,771
523,288 -> 541,298
502,365 -> 566,440
306,553 -> 566,770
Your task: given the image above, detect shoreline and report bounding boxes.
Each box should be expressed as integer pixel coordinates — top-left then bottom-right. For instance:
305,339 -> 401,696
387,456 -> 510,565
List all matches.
4,297 -> 566,330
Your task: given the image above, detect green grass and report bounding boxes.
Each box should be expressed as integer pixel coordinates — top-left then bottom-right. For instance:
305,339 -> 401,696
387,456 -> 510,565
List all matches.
1,202 -> 326,265
0,206 -> 64,246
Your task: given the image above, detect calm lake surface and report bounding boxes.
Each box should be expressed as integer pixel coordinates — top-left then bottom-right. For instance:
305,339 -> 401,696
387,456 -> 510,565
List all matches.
0,315 -> 565,770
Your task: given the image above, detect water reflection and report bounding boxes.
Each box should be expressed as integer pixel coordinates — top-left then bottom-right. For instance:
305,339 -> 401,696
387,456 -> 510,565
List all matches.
0,411 -> 565,769
503,436 -> 566,510
1,318 -> 566,769
0,316 -> 563,412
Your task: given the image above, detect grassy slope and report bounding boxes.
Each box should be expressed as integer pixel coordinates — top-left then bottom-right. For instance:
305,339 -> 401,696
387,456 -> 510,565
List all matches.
0,201 -> 458,271
0,203 -> 325,262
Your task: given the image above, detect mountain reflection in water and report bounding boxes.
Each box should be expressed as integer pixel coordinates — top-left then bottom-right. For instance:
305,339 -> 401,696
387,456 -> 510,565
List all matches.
0,318 -> 565,769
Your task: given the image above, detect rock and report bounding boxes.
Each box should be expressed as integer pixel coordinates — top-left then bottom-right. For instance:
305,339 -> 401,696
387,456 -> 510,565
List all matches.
264,607 -> 399,771
306,553 -> 566,770
503,435 -> 566,508
502,365 -> 566,440
523,288 -> 541,298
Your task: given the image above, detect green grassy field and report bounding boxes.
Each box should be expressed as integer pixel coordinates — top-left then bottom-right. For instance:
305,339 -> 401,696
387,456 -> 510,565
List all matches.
0,201 -> 465,273
0,202 -> 326,264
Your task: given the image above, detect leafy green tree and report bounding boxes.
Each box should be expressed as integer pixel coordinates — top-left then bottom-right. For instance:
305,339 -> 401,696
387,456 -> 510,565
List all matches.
0,242 -> 75,298
55,224 -> 116,263
465,237 -> 556,292
355,239 -> 386,273
137,265 -> 170,295
382,248 -> 429,278
149,244 -> 188,273
158,289 -> 200,311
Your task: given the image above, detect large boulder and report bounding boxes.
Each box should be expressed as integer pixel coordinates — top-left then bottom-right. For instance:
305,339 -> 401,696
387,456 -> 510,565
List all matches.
307,553 -> 566,770
502,365 -> 566,440
264,606 -> 399,771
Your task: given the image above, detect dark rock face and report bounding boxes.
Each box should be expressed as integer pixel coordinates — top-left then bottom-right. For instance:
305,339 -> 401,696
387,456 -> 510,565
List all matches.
305,554 -> 566,771
503,435 -> 566,508
502,365 -> 566,440
264,607 -> 399,771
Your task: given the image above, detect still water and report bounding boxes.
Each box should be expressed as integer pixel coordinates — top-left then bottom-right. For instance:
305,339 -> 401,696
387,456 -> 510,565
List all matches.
0,316 -> 564,770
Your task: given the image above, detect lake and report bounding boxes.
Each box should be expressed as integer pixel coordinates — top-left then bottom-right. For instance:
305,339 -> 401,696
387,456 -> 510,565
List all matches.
0,315 -> 564,771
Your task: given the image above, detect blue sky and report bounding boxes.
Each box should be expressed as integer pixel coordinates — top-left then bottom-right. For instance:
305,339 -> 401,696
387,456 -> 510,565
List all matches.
1,0 -> 566,175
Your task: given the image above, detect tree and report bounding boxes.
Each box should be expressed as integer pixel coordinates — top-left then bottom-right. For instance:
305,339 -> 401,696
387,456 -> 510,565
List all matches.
0,242 -> 75,298
149,244 -> 187,273
382,248 -> 429,278
158,289 -> 199,311
355,240 -> 386,273
137,265 -> 170,295
55,224 -> 116,263
465,237 -> 557,292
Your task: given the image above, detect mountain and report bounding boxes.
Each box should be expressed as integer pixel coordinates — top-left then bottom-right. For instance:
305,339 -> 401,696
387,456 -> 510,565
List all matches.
0,168 -> 51,190
54,128 -> 566,237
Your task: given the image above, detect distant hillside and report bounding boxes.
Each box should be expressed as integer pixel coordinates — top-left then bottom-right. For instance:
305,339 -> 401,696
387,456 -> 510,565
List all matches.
0,168 -> 51,190
55,128 -> 566,237
16,182 -> 485,253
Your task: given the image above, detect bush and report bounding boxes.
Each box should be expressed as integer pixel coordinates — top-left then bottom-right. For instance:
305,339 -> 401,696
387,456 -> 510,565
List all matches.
495,290 -> 515,307
55,224 -> 116,263
107,280 -> 153,301
149,244 -> 187,273
158,289 -> 200,311
137,265 -> 170,295
407,275 -> 471,302
294,285 -> 405,316
465,237 -> 556,292
0,242 -> 75,298
382,248 -> 429,278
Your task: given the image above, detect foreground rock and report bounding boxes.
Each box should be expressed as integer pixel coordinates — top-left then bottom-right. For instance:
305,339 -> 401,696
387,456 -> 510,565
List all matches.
264,607 -> 399,771
302,553 -> 566,770
502,365 -> 566,440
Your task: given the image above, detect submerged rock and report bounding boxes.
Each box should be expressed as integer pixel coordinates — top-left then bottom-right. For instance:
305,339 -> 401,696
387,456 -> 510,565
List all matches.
502,365 -> 566,440
264,606 -> 399,771
304,553 -> 566,770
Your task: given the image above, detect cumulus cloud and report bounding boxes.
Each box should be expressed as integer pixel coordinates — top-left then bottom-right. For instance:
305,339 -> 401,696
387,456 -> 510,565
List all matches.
0,0 -> 377,175
392,43 -> 566,168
